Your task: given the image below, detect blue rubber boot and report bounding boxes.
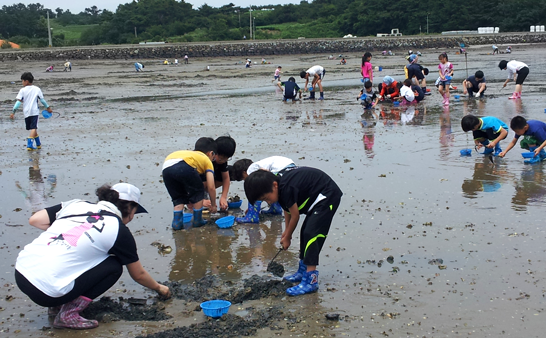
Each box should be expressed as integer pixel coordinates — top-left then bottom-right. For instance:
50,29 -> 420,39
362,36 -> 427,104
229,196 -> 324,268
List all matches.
171,210 -> 183,230
304,91 -> 315,100
286,270 -> 319,296
192,207 -> 207,227
480,140 -> 493,155
34,136 -> 41,149
318,92 -> 324,100
494,143 -> 502,156
27,138 -> 36,151
261,202 -> 283,215
235,201 -> 260,223
283,260 -> 307,283
539,149 -> 546,161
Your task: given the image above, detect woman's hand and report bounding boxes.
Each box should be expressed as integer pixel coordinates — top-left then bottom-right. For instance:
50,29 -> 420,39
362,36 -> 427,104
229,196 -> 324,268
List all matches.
156,284 -> 171,299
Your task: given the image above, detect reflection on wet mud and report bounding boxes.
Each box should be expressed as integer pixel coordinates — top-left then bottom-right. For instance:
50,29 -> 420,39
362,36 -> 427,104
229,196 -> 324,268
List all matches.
512,166 -> 546,211
461,159 -> 506,199
360,110 -> 377,159
439,105 -> 453,160
169,218 -> 286,283
14,151 -> 56,214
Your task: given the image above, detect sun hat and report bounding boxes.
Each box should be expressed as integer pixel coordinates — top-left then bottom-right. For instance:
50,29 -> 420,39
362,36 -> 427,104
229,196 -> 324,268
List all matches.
112,183 -> 148,214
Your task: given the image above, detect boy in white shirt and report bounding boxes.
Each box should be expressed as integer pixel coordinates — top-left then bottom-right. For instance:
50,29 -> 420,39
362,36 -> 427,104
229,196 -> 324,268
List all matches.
11,72 -> 52,150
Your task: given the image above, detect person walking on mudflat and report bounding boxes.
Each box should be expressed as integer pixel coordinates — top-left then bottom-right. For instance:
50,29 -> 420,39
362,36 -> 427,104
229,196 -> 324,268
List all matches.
11,72 -> 52,151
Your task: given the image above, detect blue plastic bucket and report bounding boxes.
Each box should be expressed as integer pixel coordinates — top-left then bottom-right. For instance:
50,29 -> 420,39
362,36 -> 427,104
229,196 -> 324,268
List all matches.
215,216 -> 235,229
460,149 -> 472,156
521,152 -> 536,158
228,200 -> 242,209
200,300 -> 231,318
378,66 -> 383,71
42,110 -> 52,119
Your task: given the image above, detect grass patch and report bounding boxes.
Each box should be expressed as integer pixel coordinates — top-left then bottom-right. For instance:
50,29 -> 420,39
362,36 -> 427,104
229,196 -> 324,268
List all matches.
257,21 -> 340,39
50,19 -> 98,41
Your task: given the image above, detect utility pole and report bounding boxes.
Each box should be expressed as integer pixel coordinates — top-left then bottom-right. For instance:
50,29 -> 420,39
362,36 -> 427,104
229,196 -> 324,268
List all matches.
134,27 -> 137,38
47,11 -> 52,47
426,14 -> 429,34
249,6 -> 252,40
253,17 -> 256,40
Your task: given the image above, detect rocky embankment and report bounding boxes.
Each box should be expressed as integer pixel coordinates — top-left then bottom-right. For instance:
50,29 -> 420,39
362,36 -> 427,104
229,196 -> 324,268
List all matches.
1,33 -> 545,61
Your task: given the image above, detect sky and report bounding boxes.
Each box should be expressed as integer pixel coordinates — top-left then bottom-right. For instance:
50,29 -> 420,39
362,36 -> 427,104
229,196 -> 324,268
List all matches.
11,0 -> 302,13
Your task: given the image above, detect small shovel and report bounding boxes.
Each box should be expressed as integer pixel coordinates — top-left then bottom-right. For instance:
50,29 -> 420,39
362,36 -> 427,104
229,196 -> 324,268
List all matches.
266,248 -> 285,277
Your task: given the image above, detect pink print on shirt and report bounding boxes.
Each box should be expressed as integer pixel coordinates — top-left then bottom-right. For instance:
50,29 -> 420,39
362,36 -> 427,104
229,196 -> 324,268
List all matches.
48,214 -> 104,247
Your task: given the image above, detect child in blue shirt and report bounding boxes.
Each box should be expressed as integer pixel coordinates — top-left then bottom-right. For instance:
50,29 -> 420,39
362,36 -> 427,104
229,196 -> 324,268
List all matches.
357,81 -> 377,109
461,115 -> 508,156
499,116 -> 546,163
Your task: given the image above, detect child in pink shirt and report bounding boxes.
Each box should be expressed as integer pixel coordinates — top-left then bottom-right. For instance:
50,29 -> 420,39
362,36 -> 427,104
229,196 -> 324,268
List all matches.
361,52 -> 373,86
437,52 -> 454,106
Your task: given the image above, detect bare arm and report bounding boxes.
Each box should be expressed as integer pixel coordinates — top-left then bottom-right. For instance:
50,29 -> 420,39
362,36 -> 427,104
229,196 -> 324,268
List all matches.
499,138 -> 517,157
489,128 -> 508,147
29,209 -> 51,230
219,171 -> 230,210
206,171 -> 217,213
281,204 -> 299,250
127,261 -> 171,298
535,139 -> 546,155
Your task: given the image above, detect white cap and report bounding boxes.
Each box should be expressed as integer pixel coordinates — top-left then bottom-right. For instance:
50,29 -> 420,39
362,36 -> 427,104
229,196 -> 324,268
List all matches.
112,183 -> 148,214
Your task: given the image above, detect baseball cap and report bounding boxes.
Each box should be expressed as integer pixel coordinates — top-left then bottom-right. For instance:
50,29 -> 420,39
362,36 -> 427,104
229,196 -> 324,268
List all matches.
112,183 -> 148,214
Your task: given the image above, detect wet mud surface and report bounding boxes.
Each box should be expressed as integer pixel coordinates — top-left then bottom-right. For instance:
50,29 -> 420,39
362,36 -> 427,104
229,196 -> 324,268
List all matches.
266,261 -> 285,277
83,296 -> 171,322
2,43 -> 546,337
136,308 -> 287,338
166,275 -> 290,304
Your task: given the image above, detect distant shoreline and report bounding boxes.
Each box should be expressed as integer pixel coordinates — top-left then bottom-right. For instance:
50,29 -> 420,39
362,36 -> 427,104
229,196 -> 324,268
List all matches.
2,32 -> 546,61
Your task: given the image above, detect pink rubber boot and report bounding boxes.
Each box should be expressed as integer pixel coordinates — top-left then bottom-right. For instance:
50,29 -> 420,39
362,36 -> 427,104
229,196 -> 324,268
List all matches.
508,92 -> 518,99
53,296 -> 98,330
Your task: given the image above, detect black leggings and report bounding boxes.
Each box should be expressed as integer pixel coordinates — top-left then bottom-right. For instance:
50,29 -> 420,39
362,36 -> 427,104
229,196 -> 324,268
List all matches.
15,256 -> 123,307
516,67 -> 529,85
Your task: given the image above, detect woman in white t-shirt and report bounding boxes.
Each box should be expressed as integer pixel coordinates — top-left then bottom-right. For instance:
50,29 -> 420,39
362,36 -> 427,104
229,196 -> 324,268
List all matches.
499,60 -> 529,99
15,183 -> 171,330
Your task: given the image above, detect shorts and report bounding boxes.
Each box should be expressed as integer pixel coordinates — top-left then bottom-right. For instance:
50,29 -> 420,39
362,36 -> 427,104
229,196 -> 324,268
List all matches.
163,161 -> 205,206
520,136 -> 538,150
274,75 -> 280,80
473,128 -> 506,142
516,67 -> 529,85
438,80 -> 451,87
468,83 -> 486,95
299,185 -> 342,266
25,115 -> 38,130
317,69 -> 326,80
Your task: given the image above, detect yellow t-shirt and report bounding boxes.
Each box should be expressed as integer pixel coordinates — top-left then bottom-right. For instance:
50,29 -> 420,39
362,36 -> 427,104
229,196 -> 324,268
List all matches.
163,150 -> 214,174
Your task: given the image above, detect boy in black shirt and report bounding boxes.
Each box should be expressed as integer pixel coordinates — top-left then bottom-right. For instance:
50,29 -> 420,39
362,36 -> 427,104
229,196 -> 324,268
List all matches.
244,167 -> 343,296
201,136 -> 236,211
277,77 -> 302,101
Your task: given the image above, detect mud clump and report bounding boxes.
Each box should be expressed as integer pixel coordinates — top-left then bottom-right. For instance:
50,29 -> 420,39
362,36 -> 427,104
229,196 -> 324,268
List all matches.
137,307 -> 287,338
266,261 -> 285,277
165,275 -> 290,304
82,296 -> 171,322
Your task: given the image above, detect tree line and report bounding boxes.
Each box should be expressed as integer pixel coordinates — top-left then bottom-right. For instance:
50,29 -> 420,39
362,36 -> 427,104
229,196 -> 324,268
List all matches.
1,0 -> 545,47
